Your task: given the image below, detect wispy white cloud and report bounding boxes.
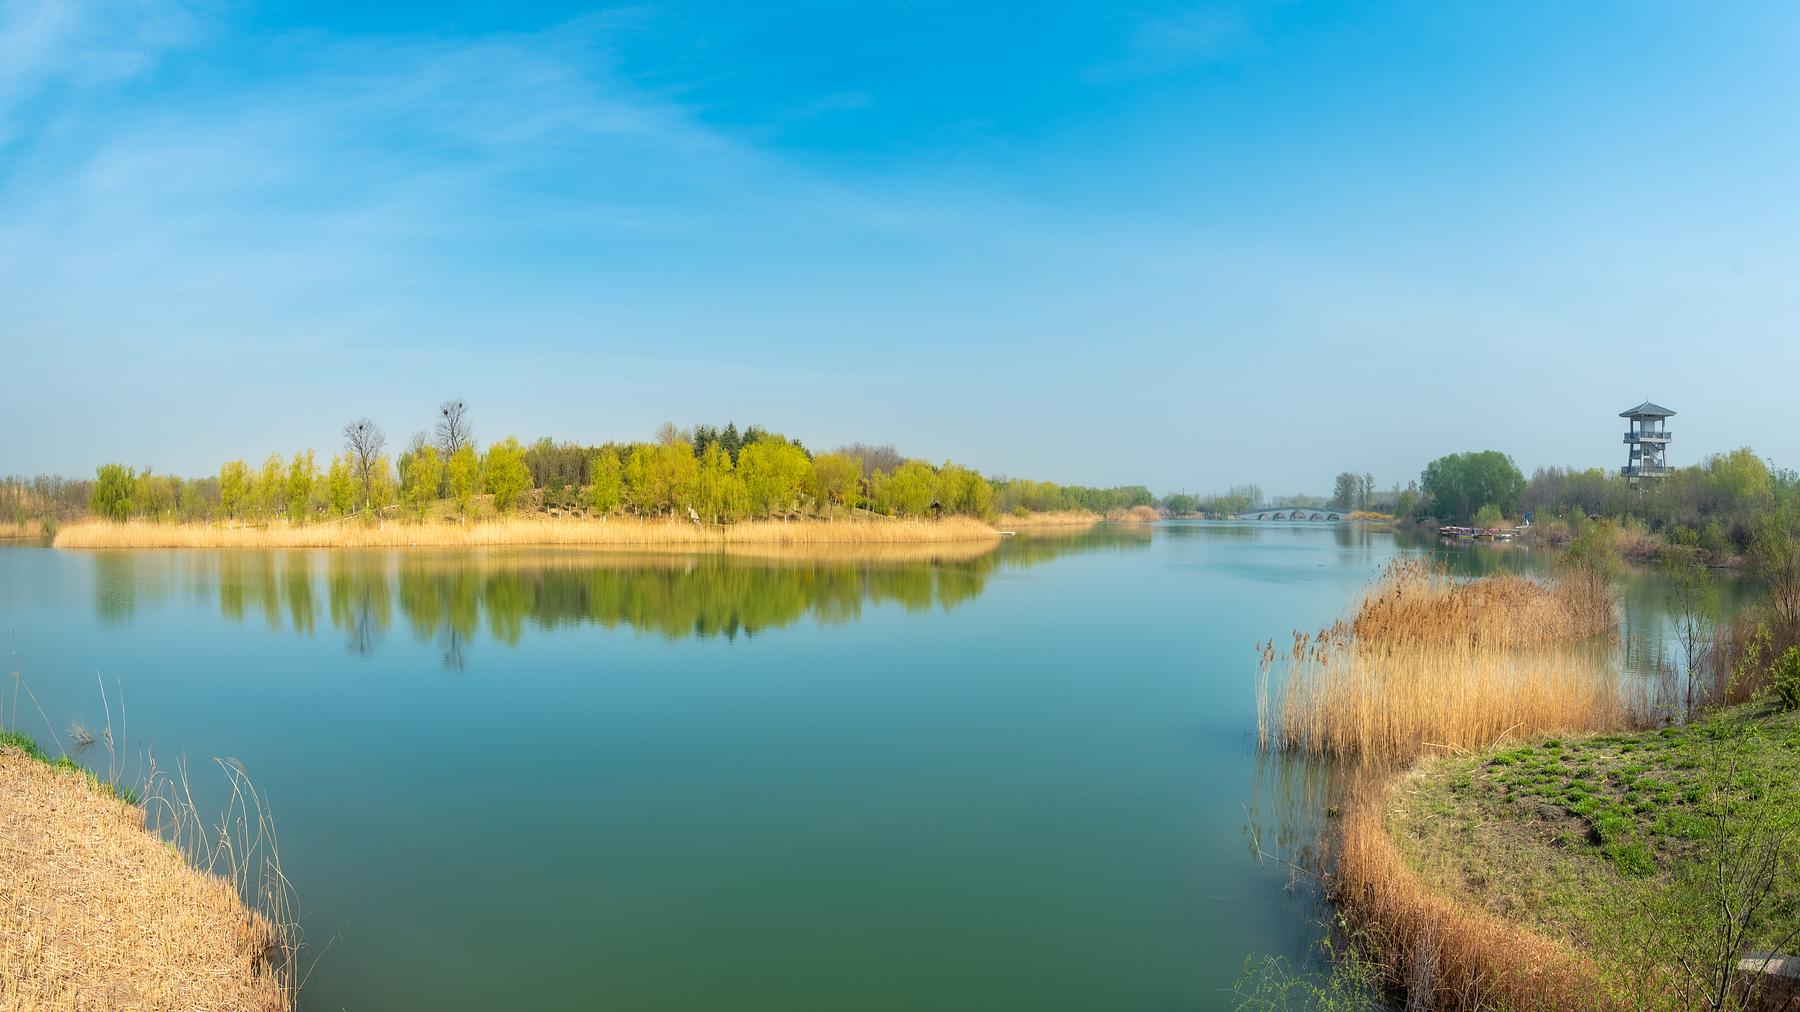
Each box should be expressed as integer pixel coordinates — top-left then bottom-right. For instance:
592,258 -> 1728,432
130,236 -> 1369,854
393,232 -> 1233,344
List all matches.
0,10 -> 959,310
0,0 -> 203,142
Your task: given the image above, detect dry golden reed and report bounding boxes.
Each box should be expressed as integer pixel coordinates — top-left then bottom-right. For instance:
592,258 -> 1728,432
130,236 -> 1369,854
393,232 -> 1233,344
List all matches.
53,515 -> 1003,551
1351,559 -> 1616,649
1257,560 -> 1633,760
1105,505 -> 1161,523
0,748 -> 289,1011
997,510 -> 1103,528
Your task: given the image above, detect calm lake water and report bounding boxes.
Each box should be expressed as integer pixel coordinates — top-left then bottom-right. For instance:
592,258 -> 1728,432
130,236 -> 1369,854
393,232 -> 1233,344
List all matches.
0,523 -> 1705,1010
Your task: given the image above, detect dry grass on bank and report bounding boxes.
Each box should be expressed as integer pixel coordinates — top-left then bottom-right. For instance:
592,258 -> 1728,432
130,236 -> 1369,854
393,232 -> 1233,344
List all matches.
1332,767 -> 1602,1012
53,515 -> 1002,551
0,521 -> 42,539
1258,561 -> 1633,760
0,748 -> 288,1012
998,510 -> 1103,528
1105,505 -> 1161,523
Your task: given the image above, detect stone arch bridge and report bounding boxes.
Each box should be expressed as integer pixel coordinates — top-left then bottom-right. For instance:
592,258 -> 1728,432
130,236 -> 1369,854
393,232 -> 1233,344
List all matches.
1231,507 -> 1344,522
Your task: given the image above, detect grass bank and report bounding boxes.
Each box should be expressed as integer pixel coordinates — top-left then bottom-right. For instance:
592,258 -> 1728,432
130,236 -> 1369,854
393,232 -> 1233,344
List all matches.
53,515 -> 1003,550
0,731 -> 291,1011
1375,704 -> 1800,1011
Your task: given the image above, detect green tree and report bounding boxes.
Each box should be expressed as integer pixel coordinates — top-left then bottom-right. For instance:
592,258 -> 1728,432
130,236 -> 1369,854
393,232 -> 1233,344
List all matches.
1330,472 -> 1358,511
286,450 -> 317,524
89,464 -> 136,522
586,448 -> 624,515
483,437 -> 533,513
1421,450 -> 1526,523
936,462 -> 993,517
134,470 -> 175,518
622,445 -> 658,515
1562,517 -> 1623,599
326,454 -> 356,518
253,453 -> 286,519
219,460 -> 249,519
622,440 -> 699,516
1774,647 -> 1800,710
738,436 -> 810,517
448,445 -> 481,519
810,451 -> 861,511
367,456 -> 397,516
402,445 -> 443,521
694,440 -> 746,522
1751,502 -> 1800,633
877,460 -> 937,517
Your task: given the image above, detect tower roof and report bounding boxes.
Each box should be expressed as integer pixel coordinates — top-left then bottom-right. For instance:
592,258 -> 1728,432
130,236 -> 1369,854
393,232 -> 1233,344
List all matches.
1620,401 -> 1675,419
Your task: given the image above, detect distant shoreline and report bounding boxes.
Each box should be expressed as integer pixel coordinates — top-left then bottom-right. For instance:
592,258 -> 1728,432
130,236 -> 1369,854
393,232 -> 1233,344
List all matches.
49,514 -> 1087,550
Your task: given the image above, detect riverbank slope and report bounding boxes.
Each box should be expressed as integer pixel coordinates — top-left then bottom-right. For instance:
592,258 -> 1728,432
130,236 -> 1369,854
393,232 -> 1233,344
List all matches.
1366,704 -> 1800,1010
0,737 -> 289,1011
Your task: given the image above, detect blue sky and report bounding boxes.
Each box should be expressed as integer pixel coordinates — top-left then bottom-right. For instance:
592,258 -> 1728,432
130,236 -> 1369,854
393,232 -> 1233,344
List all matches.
3,1 -> 1799,494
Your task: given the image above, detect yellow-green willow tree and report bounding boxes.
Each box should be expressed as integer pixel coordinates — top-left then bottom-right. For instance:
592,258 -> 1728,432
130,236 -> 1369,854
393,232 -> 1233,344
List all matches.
586,448 -> 622,514
402,446 -> 443,520
483,438 -> 533,513
810,451 -> 860,512
738,436 -> 810,517
448,445 -> 480,519
219,460 -> 249,519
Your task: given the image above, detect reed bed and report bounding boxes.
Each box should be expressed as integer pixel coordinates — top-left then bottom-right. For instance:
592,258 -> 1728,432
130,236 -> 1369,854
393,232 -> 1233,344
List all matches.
1258,560 -> 1634,760
1351,559 -> 1616,649
1105,505 -> 1162,523
1331,767 -> 1603,1012
53,515 -> 1002,550
1258,632 -> 1639,760
0,520 -> 41,539
997,510 -> 1103,528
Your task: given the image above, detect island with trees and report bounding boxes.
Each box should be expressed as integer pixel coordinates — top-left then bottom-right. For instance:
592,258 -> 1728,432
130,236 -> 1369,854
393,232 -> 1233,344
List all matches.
35,403 -> 1164,549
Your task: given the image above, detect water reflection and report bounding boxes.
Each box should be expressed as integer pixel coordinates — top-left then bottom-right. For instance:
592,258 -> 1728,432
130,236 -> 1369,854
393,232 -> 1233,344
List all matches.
86,526 -> 1151,665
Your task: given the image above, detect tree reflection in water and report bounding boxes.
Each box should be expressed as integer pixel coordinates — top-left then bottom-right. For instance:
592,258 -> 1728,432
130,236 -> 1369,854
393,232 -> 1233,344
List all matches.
87,525 -> 1150,667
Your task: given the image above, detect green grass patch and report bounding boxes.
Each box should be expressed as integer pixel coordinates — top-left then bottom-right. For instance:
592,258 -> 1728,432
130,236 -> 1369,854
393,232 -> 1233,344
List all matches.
1386,702 -> 1800,1011
0,728 -> 136,803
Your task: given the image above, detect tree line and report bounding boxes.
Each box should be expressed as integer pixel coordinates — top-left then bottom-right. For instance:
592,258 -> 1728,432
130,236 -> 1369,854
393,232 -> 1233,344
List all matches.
1392,445 -> 1800,555
73,402 -> 1159,526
